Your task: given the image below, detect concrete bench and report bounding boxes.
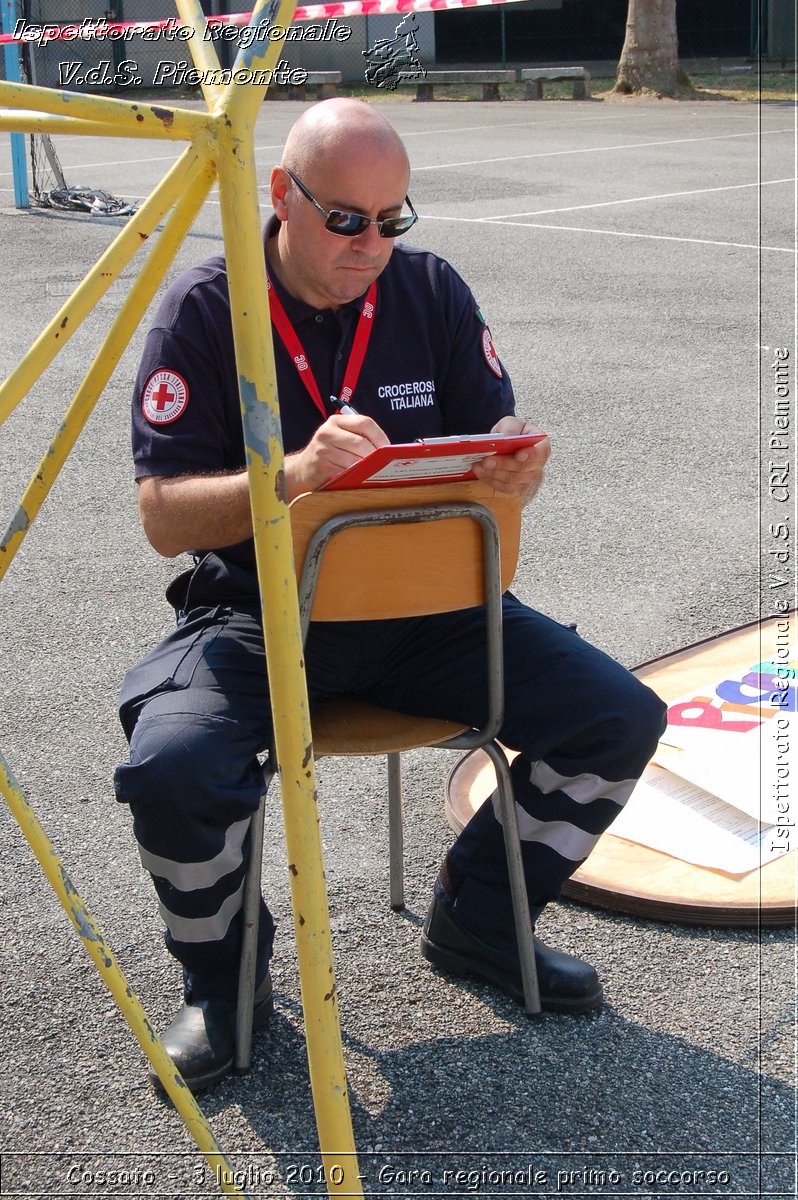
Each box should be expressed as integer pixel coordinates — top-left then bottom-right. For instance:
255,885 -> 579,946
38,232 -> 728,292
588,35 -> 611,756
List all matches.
415,69 -> 516,102
520,67 -> 591,100
279,71 -> 342,101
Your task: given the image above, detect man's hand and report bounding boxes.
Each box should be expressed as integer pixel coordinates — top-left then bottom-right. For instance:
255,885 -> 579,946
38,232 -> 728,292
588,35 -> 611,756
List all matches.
286,413 -> 390,499
471,415 -> 550,505
138,414 -> 390,558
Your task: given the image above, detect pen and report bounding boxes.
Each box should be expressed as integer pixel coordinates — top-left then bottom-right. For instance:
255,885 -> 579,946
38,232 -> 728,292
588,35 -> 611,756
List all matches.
330,395 -> 359,416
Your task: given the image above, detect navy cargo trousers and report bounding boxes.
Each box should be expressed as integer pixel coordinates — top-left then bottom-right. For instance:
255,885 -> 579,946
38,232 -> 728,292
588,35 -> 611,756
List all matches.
115,553 -> 666,1001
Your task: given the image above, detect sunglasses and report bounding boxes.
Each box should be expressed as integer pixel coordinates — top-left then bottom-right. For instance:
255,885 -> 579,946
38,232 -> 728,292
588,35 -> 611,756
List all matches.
284,168 -> 418,239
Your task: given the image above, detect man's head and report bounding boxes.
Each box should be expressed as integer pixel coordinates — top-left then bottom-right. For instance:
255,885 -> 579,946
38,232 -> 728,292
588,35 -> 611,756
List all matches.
269,99 -> 414,310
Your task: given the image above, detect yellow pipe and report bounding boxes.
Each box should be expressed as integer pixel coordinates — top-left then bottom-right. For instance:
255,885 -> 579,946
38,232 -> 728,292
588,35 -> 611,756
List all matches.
0,753 -> 248,1199
0,79 -> 209,140
0,141 -> 211,427
216,50 -> 363,1199
220,0 -> 288,124
175,0 -> 227,110
0,159 -> 217,582
0,112 -> 202,139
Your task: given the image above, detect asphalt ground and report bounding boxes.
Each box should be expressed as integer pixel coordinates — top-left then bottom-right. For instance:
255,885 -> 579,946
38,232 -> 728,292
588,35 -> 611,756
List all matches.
0,93 -> 795,1199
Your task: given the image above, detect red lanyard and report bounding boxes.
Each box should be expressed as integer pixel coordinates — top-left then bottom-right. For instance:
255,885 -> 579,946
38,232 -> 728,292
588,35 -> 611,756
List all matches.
266,272 -> 377,419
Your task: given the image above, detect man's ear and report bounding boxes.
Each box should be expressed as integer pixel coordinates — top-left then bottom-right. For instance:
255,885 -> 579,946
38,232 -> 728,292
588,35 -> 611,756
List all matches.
271,166 -> 290,221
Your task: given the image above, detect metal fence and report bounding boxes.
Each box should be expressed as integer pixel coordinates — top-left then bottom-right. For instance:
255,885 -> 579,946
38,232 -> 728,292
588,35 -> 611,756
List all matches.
6,0 -> 784,93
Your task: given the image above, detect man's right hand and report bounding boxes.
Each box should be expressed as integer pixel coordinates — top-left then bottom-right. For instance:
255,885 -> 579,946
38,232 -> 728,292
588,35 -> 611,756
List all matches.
285,413 -> 389,498
137,413 -> 390,558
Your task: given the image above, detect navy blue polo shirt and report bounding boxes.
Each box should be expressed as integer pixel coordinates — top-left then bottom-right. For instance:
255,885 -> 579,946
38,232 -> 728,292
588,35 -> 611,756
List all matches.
132,219 -> 515,576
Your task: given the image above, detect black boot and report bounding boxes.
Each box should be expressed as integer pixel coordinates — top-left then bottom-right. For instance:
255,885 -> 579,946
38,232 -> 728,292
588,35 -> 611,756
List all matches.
149,972 -> 274,1094
421,895 -> 602,1013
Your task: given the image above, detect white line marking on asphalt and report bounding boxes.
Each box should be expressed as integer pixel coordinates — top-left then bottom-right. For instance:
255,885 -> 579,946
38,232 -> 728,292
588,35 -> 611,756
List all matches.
420,212 -> 795,253
411,128 -> 793,172
482,178 -> 796,219
400,112 -> 645,139
2,121 -> 785,182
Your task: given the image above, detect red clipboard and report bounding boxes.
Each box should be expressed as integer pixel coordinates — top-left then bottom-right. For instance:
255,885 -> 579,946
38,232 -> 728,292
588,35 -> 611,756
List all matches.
320,432 -> 547,490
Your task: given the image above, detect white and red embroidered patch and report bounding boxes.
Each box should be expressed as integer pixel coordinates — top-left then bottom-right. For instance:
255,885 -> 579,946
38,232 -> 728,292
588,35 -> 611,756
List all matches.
141,369 -> 189,425
481,327 -> 503,378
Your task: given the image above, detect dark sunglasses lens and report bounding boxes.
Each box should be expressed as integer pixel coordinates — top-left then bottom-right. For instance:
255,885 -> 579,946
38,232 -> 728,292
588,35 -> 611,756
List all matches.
379,215 -> 417,238
324,209 -> 417,238
325,210 -> 370,236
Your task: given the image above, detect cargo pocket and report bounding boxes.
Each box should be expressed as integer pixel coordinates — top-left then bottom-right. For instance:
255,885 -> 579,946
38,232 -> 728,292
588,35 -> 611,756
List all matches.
118,606 -> 230,740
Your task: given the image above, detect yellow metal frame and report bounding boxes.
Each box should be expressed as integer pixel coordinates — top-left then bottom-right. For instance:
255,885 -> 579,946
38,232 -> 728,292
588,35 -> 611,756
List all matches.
0,3 -> 361,1197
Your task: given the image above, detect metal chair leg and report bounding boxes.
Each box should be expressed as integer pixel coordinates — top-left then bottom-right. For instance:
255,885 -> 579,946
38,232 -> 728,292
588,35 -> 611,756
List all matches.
387,752 -> 404,910
483,741 -> 541,1016
235,769 -> 272,1073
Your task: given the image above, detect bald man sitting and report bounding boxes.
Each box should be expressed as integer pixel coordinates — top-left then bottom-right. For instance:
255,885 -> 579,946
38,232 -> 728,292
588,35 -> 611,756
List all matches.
116,99 -> 665,1092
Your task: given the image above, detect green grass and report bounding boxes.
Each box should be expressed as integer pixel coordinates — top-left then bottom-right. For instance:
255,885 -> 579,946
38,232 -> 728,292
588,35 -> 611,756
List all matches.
689,69 -> 796,102
338,69 -> 796,104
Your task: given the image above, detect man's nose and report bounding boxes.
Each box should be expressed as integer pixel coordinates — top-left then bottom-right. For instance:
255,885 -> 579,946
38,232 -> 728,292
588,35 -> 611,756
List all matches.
351,220 -> 383,252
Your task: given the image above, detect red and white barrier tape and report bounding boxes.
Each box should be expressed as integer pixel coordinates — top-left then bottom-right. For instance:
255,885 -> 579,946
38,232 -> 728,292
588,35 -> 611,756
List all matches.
0,0 -> 527,45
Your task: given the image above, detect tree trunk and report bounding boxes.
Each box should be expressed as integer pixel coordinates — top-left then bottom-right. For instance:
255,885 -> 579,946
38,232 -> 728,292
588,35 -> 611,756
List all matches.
614,0 -> 694,97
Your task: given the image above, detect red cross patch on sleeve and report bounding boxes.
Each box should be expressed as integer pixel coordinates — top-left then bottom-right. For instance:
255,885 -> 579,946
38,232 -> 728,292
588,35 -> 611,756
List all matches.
141,369 -> 189,425
481,327 -> 503,379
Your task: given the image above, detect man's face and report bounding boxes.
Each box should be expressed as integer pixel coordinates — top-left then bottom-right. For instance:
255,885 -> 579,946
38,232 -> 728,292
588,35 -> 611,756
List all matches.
271,145 -> 411,311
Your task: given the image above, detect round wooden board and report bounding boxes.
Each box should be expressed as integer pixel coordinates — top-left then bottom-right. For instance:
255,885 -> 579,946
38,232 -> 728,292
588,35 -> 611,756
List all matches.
445,615 -> 797,927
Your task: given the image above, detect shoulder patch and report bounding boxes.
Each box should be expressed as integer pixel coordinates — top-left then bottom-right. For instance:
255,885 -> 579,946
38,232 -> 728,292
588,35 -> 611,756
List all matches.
141,369 -> 189,425
481,326 -> 503,379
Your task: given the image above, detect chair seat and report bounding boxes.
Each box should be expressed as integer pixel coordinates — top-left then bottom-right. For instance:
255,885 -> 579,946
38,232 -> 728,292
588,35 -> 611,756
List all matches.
312,696 -> 469,756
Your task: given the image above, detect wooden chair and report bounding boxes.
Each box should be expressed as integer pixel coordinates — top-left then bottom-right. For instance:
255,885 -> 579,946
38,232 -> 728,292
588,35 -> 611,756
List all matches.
235,480 -> 541,1070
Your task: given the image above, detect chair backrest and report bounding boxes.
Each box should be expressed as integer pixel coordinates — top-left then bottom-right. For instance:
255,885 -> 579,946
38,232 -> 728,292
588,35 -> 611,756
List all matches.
290,480 -> 522,624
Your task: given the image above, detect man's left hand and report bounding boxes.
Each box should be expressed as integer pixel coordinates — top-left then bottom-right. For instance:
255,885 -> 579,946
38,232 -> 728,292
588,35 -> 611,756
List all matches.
471,415 -> 550,505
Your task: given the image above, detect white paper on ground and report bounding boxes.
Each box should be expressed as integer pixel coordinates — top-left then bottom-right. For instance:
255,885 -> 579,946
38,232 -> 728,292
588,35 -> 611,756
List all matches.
611,764 -> 785,876
653,715 -> 795,826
